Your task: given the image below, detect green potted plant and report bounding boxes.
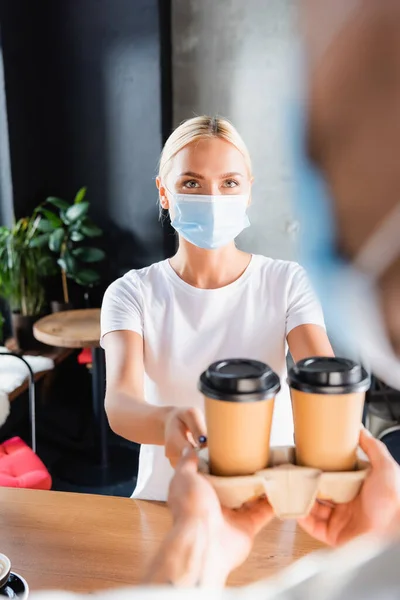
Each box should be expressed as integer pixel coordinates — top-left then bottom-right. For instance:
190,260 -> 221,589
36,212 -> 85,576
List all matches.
0,216 -> 54,349
33,187 -> 105,312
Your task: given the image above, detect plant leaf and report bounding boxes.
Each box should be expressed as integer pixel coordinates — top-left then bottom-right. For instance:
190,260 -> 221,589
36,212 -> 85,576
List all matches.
49,228 -> 65,252
71,247 -> 105,262
46,197 -> 70,211
28,233 -> 51,248
37,255 -> 57,276
81,223 -> 102,238
63,251 -> 78,275
60,210 -> 70,225
74,268 -> 100,285
70,230 -> 85,242
38,208 -> 63,228
65,202 -> 89,223
74,187 -> 87,204
28,215 -> 42,240
37,218 -> 57,233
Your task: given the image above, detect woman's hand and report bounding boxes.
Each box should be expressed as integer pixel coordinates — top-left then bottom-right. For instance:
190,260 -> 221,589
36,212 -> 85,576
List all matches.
298,428 -> 400,546
164,407 -> 207,467
166,448 -> 273,585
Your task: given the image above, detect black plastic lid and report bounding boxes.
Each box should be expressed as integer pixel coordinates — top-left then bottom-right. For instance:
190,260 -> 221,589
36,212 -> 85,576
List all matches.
288,357 -> 370,394
199,359 -> 281,402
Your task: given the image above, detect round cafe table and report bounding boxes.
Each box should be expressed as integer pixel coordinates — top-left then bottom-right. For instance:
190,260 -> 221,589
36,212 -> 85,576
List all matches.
33,309 -> 137,492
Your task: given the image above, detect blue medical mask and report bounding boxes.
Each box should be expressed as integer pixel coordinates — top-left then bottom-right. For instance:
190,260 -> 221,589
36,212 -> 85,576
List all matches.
169,194 -> 250,250
288,84 -> 400,390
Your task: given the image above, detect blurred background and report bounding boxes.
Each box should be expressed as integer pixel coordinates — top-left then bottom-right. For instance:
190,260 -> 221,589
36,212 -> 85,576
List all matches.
0,0 -> 297,299
1,1 -> 397,496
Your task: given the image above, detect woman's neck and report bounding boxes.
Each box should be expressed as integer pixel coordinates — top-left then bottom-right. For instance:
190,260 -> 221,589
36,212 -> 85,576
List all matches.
169,240 -> 252,289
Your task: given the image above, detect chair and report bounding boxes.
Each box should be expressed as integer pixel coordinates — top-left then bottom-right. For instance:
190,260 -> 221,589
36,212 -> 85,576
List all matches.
77,347 -> 92,367
0,436 -> 52,489
0,352 -> 52,490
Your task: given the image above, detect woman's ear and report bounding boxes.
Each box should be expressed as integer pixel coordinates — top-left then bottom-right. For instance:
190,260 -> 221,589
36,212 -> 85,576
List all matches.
156,177 -> 169,210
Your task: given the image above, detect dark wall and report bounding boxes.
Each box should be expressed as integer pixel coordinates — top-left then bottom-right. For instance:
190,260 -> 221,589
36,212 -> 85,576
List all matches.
0,0 -> 174,296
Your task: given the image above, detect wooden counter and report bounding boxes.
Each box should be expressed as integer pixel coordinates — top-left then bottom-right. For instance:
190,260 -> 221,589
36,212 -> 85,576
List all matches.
0,487 -> 323,592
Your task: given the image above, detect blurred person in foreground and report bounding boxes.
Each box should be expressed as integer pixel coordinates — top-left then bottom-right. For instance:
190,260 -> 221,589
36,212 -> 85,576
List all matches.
32,2 -> 400,598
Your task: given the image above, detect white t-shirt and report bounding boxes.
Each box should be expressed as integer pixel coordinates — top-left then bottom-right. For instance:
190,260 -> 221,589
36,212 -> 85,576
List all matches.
100,254 -> 325,501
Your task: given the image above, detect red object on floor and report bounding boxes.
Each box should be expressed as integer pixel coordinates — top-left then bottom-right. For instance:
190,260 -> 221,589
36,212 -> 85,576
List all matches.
0,437 -> 52,490
78,347 -> 92,365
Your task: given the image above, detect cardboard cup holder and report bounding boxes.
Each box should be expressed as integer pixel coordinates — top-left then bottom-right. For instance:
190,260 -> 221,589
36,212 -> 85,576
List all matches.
198,446 -> 370,519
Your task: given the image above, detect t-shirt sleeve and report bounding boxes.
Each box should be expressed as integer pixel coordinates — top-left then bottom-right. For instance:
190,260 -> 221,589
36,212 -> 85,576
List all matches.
100,274 -> 143,347
285,264 -> 325,336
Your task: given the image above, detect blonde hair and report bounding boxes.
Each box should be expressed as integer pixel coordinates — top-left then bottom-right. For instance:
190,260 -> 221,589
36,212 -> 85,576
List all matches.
158,116 -> 252,181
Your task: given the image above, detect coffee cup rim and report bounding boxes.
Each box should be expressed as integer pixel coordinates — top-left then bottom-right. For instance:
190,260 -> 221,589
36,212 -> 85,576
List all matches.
287,370 -> 370,395
199,375 -> 280,402
198,358 -> 281,402
287,357 -> 370,395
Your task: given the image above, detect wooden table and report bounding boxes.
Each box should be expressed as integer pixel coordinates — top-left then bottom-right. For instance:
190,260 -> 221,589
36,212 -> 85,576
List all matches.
33,309 -> 101,349
33,309 -> 136,493
33,309 -> 105,463
0,488 -> 323,592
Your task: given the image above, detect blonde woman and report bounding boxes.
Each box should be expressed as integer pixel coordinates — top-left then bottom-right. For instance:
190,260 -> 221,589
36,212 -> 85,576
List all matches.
100,116 -> 333,501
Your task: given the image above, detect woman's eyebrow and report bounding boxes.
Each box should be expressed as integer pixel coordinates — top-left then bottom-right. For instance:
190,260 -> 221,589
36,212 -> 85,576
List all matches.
178,171 -> 244,179
178,171 -> 205,179
219,172 -> 244,178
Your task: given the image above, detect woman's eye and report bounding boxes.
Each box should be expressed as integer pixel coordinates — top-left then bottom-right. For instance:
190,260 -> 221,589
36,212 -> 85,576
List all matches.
183,180 -> 200,189
224,179 -> 239,188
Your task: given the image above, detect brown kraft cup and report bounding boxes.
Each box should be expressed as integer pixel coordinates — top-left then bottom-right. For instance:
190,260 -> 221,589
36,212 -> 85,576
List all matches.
199,359 -> 281,476
288,357 -> 370,471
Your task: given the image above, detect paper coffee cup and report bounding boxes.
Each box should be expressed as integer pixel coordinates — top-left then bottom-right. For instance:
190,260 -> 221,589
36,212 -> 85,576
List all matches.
288,357 -> 370,471
199,359 -> 281,476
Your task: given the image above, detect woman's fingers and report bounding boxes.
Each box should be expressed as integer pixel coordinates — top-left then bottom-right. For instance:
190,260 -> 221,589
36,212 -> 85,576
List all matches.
167,440 -> 192,467
179,407 -> 207,444
165,407 -> 206,467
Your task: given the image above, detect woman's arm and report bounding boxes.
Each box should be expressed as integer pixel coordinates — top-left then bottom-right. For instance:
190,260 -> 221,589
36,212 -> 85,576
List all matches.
103,330 -> 206,463
287,324 -> 334,363
103,330 -> 172,444
285,264 -> 334,363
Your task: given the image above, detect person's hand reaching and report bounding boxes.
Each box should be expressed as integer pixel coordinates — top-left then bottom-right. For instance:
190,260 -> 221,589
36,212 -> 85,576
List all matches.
167,448 -> 273,584
163,407 -> 207,467
298,427 -> 400,546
